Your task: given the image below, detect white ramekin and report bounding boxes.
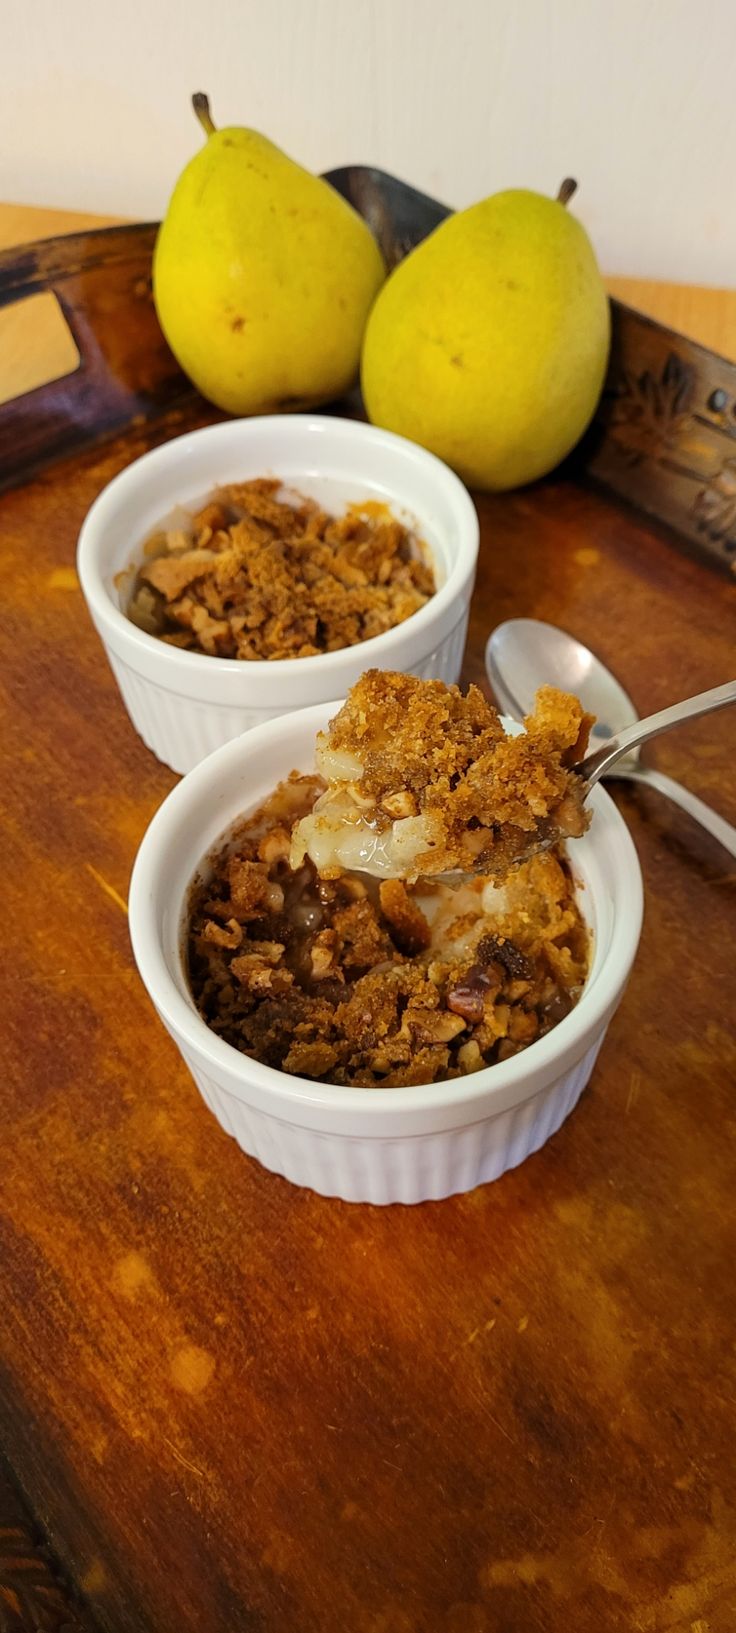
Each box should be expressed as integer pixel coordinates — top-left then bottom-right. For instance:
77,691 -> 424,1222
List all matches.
128,702 -> 644,1206
77,415 -> 479,774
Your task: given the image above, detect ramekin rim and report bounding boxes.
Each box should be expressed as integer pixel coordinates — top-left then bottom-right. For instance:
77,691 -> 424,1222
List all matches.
128,701 -> 644,1123
77,415 -> 480,681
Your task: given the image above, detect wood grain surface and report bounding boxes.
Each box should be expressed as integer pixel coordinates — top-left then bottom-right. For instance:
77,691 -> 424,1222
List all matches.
1,391 -> 736,1632
0,1454 -> 96,1632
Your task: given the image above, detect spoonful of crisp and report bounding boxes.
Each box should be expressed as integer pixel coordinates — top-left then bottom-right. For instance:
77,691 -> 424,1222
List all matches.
291,670 -> 736,884
487,618 -> 736,861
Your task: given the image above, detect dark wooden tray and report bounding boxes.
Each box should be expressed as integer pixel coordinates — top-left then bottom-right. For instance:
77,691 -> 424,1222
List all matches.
1,170 -> 735,1633
3,165 -> 736,572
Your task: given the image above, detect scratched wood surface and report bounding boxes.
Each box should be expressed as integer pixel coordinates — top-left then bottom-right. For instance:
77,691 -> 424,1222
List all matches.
1,390 -> 736,1632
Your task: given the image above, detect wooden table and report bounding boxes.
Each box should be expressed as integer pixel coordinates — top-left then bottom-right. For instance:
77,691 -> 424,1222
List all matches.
1,203 -> 736,1633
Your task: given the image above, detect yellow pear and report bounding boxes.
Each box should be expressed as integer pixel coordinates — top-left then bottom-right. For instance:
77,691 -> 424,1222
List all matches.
154,94 -> 385,415
361,181 -> 610,490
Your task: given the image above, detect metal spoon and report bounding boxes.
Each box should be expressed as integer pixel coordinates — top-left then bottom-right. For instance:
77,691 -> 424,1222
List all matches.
486,618 -> 736,860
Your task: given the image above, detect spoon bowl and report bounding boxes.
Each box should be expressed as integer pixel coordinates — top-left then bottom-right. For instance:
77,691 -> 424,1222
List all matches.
486,618 -> 736,860
486,618 -> 638,748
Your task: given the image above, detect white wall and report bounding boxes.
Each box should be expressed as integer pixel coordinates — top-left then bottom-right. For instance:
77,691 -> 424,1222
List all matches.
4,0 -> 735,284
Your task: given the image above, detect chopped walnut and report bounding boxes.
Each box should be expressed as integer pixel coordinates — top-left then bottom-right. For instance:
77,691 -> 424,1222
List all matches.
457,1039 -> 483,1073
310,929 -> 344,982
231,942 -> 294,996
381,789 -> 418,819
187,774 -> 589,1089
447,965 -> 492,1024
378,879 -> 431,956
406,1009 -> 468,1045
201,917 -> 243,950
142,550 -> 215,602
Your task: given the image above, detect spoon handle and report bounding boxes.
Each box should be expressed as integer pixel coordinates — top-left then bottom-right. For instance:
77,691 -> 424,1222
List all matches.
610,762 -> 736,860
578,679 -> 736,787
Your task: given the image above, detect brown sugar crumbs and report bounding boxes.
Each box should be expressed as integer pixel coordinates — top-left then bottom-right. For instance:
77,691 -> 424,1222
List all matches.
292,671 -> 594,882
187,773 -> 589,1089
127,479 -> 436,660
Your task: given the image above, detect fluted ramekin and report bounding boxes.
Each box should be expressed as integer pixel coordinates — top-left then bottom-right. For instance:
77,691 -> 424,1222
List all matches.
77,415 -> 479,773
128,702 -> 644,1205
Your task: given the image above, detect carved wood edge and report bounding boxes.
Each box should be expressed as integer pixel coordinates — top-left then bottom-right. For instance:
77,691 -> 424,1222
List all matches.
0,1455 -> 100,1633
1,165 -> 735,572
0,223 -> 159,303
0,222 -> 197,491
580,302 -> 736,573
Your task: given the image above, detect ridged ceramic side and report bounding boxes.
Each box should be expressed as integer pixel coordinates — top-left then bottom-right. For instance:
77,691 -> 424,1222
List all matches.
129,702 -> 644,1206
179,1037 -> 604,1204
78,416 -> 479,773
105,610 -> 470,773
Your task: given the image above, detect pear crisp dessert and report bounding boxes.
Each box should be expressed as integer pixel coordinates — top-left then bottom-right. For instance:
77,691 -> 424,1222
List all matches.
187,684 -> 591,1089
292,671 -> 593,883
127,480 -> 435,660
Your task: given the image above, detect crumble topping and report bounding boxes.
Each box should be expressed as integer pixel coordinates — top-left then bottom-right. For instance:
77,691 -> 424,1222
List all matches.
187,772 -> 589,1089
127,480 -> 435,660
291,671 -> 594,882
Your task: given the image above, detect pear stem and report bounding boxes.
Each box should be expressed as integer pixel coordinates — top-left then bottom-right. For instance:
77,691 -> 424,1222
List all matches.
192,93 -> 216,136
557,178 -> 578,206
